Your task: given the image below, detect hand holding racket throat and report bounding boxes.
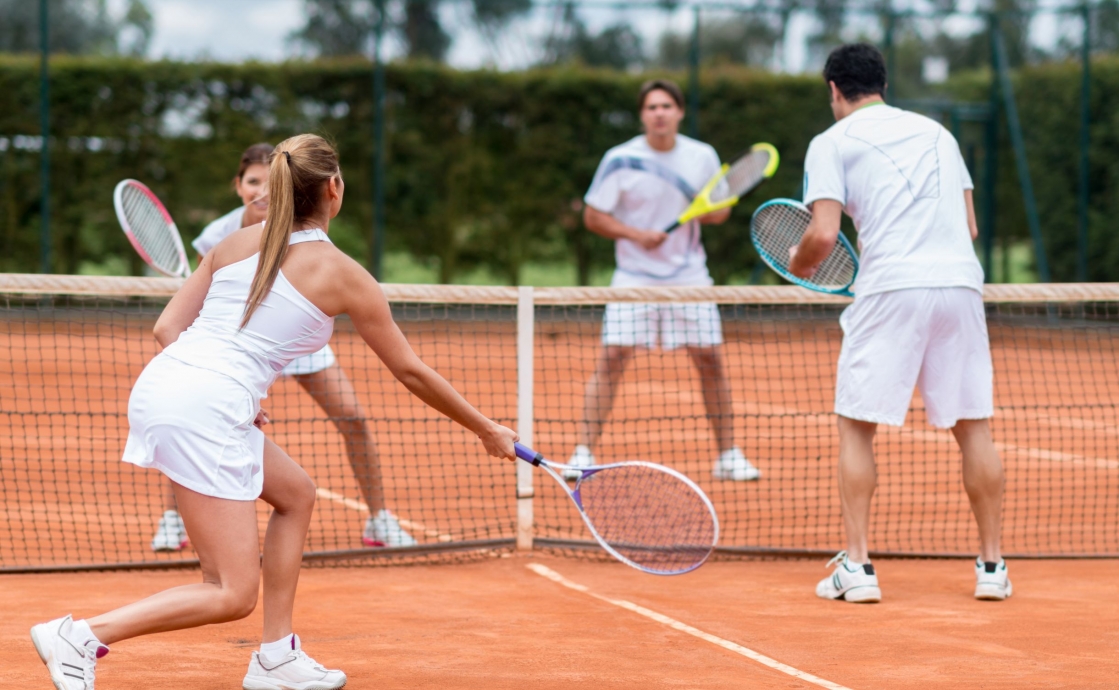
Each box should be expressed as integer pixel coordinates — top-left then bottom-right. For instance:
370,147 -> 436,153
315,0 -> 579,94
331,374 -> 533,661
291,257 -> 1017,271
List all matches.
513,442 -> 718,576
664,143 -> 780,233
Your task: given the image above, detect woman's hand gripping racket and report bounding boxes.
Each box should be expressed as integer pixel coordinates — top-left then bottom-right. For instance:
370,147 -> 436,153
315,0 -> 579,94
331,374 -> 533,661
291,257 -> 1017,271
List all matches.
113,179 -> 192,278
750,199 -> 859,296
664,142 -> 780,233
514,442 -> 718,575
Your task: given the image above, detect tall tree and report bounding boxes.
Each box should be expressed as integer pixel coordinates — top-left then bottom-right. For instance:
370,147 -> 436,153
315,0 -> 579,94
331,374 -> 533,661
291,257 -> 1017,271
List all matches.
403,0 -> 450,60
657,15 -> 781,69
543,3 -> 645,70
292,0 -> 375,57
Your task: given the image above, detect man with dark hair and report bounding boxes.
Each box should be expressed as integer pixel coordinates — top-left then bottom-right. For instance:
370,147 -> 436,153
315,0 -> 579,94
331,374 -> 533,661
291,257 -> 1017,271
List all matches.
790,43 -> 1009,603
567,79 -> 760,482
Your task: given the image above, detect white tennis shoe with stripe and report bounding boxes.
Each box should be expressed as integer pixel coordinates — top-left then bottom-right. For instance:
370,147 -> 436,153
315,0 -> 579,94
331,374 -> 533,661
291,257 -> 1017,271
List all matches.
712,447 -> 761,481
974,558 -> 1013,600
30,614 -> 109,690
362,509 -> 417,547
816,551 -> 882,603
242,635 -> 346,690
150,509 -> 188,552
564,444 -> 595,480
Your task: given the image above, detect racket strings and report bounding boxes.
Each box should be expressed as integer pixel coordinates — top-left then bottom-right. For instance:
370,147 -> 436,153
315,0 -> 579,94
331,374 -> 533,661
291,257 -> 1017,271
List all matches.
120,185 -> 184,276
578,465 -> 716,574
752,203 -> 856,288
711,150 -> 770,203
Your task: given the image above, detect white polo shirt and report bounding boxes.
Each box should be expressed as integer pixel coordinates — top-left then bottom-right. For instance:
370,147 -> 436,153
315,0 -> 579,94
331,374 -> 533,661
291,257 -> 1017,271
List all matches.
192,206 -> 245,257
584,135 -> 722,286
803,104 -> 983,298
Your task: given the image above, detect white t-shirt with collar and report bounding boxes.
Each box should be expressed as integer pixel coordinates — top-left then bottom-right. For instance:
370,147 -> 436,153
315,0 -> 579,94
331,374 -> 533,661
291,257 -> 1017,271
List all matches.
584,134 -> 723,287
192,206 -> 246,257
803,104 -> 983,298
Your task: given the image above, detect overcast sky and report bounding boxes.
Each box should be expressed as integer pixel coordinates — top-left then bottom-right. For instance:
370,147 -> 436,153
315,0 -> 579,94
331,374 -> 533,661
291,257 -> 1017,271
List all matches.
121,0 -> 1074,72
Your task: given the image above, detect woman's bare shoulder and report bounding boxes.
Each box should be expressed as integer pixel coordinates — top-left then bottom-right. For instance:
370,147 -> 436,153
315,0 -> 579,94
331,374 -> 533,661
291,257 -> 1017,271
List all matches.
209,223 -> 264,272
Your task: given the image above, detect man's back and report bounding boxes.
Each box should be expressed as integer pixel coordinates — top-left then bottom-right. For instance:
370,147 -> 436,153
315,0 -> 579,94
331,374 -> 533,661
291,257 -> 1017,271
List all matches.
803,104 -> 983,297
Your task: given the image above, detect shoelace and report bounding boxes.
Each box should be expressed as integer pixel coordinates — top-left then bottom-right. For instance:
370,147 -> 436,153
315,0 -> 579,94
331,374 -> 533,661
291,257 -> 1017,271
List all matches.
825,550 -> 848,569
293,649 -> 328,673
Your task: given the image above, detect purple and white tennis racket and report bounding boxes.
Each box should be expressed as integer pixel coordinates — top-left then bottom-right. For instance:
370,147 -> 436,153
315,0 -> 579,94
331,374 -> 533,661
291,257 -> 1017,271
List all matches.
514,442 -> 718,575
113,179 -> 192,278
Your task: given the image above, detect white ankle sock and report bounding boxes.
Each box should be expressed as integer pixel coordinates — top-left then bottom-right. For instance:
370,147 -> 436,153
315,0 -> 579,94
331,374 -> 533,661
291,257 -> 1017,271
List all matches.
70,619 -> 103,646
260,633 -> 295,663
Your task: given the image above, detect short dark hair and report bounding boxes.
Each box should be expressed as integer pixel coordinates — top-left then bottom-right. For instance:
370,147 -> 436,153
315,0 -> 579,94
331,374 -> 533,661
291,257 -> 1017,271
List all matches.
638,79 -> 684,111
823,43 -> 887,101
237,142 -> 274,179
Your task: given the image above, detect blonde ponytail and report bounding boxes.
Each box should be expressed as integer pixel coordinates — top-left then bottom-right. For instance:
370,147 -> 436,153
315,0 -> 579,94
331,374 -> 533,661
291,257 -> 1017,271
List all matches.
241,134 -> 340,327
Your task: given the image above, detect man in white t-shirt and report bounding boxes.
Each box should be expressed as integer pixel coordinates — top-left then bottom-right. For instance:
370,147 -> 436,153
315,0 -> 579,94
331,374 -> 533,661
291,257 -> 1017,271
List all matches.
567,79 -> 760,482
789,44 -> 1009,602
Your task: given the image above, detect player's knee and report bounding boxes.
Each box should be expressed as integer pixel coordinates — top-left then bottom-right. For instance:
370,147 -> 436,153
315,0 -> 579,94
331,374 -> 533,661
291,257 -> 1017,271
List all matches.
225,585 -> 259,621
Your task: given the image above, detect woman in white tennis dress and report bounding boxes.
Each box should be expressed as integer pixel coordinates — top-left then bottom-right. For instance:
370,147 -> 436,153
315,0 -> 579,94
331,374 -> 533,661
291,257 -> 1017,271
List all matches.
31,134 -> 518,690
151,142 -> 414,553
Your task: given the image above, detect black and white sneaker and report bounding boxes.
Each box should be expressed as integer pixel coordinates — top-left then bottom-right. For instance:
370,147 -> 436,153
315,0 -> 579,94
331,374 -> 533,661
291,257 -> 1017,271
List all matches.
816,551 -> 882,603
974,558 -> 1012,601
30,614 -> 108,690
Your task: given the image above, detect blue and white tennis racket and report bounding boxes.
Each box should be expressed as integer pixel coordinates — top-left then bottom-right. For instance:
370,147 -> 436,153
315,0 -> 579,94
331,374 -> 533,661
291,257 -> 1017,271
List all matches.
750,198 -> 858,296
514,442 -> 718,575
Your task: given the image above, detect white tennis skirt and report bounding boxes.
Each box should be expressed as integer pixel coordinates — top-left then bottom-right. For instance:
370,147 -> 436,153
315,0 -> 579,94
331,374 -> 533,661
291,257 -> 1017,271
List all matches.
122,355 -> 265,501
281,344 -> 336,377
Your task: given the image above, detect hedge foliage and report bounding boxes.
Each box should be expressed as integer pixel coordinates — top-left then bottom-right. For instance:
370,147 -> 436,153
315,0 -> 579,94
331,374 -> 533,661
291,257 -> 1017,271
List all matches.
0,56 -> 1114,282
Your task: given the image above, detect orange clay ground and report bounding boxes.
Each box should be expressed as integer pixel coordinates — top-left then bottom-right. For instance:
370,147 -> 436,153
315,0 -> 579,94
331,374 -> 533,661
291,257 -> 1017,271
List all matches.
6,555 -> 1119,689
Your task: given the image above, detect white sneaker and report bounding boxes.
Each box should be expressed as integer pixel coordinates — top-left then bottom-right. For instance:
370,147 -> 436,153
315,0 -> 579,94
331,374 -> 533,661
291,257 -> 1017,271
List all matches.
564,444 -> 595,480
362,509 -> 417,548
242,635 -> 346,690
974,558 -> 1013,601
30,614 -> 108,690
816,551 -> 882,603
151,509 -> 188,552
712,448 -> 760,481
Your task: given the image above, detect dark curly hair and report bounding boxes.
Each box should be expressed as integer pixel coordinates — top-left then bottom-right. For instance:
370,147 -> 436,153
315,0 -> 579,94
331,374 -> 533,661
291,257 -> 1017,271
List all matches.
823,43 -> 888,102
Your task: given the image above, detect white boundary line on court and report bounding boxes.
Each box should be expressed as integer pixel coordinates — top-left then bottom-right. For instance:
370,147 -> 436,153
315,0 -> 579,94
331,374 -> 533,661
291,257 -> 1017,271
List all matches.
526,563 -> 855,690
314,487 -> 457,542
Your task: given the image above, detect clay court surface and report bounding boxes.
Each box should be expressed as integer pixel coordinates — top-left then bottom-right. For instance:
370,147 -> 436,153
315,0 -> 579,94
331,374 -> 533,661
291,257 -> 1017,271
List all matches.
6,555 -> 1119,688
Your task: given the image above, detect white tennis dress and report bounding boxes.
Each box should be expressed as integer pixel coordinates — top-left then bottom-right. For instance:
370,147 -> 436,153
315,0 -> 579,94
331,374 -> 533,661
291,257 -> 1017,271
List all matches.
194,207 -> 336,376
123,229 -> 335,500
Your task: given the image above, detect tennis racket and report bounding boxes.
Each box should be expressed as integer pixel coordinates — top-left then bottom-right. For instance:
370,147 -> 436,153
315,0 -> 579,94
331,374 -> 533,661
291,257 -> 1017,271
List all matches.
514,442 -> 718,575
751,198 -> 859,296
113,179 -> 192,278
664,142 -> 780,233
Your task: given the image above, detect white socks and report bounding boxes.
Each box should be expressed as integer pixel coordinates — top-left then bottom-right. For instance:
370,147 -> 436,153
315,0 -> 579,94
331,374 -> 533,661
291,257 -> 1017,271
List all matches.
260,633 -> 296,664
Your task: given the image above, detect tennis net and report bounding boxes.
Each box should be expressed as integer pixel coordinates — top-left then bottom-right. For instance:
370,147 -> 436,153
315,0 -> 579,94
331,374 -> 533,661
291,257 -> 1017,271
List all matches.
1,275 -> 1117,571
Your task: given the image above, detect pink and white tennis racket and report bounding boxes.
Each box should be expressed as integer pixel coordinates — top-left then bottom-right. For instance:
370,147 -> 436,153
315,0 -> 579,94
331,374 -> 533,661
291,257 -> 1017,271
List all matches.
113,179 -> 192,278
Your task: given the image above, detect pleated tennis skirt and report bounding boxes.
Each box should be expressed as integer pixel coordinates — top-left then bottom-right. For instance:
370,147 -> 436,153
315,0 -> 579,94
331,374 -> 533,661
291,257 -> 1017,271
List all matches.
122,354 -> 265,501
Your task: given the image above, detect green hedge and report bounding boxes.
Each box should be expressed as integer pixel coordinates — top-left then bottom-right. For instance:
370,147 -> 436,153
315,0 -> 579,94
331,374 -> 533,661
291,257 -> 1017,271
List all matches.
0,56 -> 1114,283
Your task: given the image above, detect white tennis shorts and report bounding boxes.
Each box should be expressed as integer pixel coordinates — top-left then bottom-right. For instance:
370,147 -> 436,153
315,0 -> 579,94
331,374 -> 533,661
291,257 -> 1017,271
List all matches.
602,302 -> 723,350
835,287 -> 994,428
281,344 -> 336,377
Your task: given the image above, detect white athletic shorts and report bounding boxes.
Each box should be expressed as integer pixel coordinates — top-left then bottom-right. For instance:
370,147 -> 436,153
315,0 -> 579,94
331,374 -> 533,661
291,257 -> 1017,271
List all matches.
835,287 -> 994,428
601,302 -> 723,350
281,344 -> 336,377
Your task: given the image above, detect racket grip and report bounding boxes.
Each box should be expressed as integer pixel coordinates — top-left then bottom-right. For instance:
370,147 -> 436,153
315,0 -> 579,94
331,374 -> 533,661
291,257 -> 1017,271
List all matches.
663,220 -> 682,234
513,442 -> 544,466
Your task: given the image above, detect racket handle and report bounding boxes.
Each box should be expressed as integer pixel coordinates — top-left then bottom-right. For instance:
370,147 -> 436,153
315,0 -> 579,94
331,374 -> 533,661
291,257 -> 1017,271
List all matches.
663,220 -> 682,233
514,442 -> 544,465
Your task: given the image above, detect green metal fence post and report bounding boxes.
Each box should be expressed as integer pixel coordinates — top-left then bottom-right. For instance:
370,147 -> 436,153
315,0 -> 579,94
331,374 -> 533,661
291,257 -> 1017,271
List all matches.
688,4 -> 700,138
371,0 -> 386,281
1077,3 -> 1091,282
992,20 -> 1050,283
982,14 -> 998,281
39,0 -> 50,274
884,9 -> 896,101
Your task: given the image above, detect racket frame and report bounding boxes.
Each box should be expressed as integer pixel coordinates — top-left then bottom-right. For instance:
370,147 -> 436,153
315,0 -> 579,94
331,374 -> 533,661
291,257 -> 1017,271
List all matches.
514,442 -> 719,576
664,142 -> 780,233
113,179 -> 192,278
750,198 -> 859,297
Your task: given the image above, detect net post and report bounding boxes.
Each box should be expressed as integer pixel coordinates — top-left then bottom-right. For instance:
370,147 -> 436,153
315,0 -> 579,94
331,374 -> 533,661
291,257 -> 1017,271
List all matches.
516,285 -> 535,551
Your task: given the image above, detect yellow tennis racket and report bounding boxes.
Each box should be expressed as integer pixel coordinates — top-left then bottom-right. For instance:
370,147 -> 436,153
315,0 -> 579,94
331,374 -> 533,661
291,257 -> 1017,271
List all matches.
664,142 -> 780,233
